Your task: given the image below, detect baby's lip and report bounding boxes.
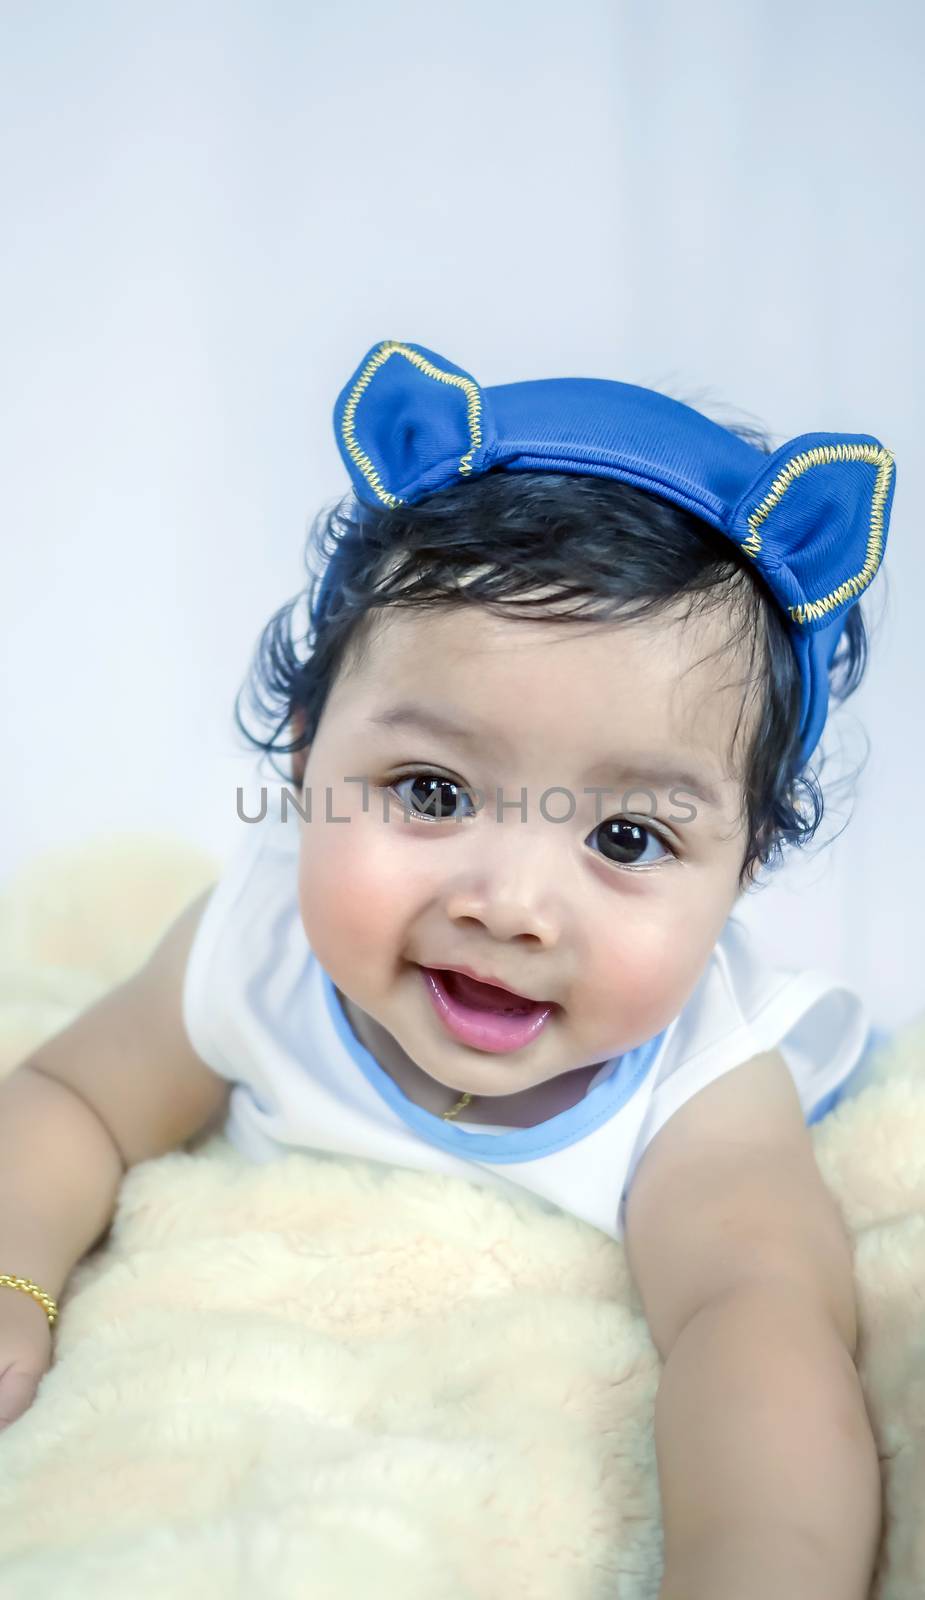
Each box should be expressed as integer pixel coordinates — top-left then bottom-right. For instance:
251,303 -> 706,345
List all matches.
423,962 -> 556,1007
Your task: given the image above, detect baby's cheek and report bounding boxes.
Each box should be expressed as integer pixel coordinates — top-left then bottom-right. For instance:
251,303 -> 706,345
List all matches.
296,819 -> 409,973
590,915 -> 715,1043
298,824 -> 352,937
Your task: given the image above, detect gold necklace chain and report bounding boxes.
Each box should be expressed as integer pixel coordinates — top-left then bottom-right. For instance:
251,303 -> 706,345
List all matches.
441,1091 -> 474,1121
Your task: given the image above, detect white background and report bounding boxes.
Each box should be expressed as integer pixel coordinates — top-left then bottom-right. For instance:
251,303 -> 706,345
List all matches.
2,2 -> 921,1029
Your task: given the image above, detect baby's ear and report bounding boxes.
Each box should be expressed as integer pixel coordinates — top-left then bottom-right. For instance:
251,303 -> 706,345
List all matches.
288,711 -> 310,787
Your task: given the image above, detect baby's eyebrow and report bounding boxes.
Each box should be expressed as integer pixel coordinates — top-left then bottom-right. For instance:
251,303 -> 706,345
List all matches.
582,757 -> 722,810
366,703 -> 723,811
367,704 -> 481,745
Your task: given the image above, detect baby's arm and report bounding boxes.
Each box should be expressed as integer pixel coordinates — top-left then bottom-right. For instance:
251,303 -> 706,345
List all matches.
0,888 -> 230,1427
623,1050 -> 882,1600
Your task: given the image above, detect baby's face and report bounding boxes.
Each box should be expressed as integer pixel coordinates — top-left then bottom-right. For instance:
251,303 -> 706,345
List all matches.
296,601 -> 753,1099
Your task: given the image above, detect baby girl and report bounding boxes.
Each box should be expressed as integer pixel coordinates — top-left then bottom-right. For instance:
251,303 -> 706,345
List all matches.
1,341 -> 896,1599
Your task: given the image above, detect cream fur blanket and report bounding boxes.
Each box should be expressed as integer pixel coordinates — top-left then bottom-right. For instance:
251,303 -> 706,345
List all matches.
0,834 -> 922,1599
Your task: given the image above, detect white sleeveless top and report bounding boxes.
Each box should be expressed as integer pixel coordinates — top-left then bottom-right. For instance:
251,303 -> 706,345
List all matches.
181,807 -> 869,1242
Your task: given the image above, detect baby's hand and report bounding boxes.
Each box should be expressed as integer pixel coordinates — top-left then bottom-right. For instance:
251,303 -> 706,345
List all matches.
0,1289 -> 53,1431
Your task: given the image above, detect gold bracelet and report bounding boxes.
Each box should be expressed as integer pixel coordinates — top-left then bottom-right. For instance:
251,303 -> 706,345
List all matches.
0,1275 -> 58,1328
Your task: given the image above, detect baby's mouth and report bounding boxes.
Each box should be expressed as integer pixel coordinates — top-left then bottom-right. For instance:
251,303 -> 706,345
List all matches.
418,967 -> 558,1054
427,968 -> 555,1016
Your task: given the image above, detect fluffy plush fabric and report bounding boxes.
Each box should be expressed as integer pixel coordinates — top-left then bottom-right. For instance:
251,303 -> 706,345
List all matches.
0,835 -> 922,1598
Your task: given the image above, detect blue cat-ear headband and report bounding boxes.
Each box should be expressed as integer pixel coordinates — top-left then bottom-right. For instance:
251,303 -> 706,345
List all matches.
323,339 -> 896,764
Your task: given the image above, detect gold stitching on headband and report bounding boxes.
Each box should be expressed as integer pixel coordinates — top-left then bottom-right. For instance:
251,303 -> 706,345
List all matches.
340,340 -> 484,508
741,443 -> 895,625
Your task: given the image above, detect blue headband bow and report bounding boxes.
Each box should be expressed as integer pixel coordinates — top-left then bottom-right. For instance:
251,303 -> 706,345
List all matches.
324,339 -> 896,763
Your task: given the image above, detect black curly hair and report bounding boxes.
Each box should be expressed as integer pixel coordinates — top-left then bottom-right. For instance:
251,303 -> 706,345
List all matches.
234,433 -> 869,888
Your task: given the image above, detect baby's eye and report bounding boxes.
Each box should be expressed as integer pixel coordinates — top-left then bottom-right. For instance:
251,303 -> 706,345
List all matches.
388,772 -> 476,821
587,817 -> 675,870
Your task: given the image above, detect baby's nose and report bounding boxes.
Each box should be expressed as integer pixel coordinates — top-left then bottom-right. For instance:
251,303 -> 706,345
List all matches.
442,835 -> 564,948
